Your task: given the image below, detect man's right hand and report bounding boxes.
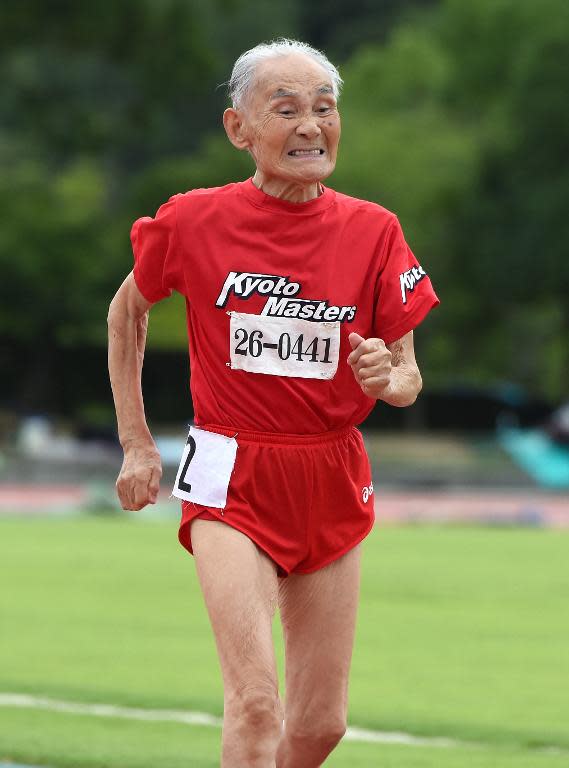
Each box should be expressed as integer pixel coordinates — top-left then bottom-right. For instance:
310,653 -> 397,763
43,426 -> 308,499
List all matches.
116,440 -> 162,510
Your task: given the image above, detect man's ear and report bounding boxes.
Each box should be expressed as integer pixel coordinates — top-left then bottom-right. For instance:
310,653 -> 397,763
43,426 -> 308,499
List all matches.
223,108 -> 250,150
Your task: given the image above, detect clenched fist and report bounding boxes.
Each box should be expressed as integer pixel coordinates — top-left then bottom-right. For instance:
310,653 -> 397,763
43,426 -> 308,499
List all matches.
347,332 -> 393,400
116,439 -> 162,511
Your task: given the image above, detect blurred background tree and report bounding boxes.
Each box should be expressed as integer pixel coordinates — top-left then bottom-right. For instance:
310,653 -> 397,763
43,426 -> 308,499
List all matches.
1,0 -> 567,420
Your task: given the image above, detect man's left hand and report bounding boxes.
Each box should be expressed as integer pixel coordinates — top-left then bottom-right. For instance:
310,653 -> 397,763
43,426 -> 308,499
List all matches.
347,332 -> 392,399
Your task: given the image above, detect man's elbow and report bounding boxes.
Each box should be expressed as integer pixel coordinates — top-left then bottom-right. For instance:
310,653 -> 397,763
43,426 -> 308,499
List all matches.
107,289 -> 132,338
107,294 -> 121,331
405,369 -> 423,406
393,368 -> 423,408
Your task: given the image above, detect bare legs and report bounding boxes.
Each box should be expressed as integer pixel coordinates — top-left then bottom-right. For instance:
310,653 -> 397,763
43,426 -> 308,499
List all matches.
191,519 -> 361,767
191,520 -> 282,767
276,547 -> 361,767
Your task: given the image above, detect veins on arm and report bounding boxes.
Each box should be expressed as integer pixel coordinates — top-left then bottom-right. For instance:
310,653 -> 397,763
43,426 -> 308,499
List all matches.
108,273 -> 155,448
136,310 -> 149,361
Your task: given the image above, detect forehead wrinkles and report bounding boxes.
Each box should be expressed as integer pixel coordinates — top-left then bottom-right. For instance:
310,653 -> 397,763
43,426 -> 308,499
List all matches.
252,56 -> 333,103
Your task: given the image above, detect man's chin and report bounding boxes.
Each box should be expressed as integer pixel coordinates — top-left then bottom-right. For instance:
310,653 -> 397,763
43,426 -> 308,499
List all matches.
287,162 -> 336,184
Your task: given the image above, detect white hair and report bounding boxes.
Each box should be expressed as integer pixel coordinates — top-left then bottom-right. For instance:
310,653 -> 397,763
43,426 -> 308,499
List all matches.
228,38 -> 343,109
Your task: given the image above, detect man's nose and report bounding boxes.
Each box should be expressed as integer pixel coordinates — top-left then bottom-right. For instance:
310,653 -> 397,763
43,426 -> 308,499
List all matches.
296,116 -> 322,138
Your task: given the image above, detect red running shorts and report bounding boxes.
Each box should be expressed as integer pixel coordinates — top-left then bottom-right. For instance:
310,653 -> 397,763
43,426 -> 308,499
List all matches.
178,424 -> 375,578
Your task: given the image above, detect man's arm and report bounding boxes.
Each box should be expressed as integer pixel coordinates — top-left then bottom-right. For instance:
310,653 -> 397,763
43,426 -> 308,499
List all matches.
347,330 -> 422,406
108,272 -> 162,510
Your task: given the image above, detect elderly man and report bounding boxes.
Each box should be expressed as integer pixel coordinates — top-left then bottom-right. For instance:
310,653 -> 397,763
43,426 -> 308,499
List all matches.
108,38 -> 438,768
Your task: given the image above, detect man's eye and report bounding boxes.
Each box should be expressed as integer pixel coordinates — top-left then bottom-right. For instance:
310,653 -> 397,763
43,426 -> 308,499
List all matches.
279,109 -> 294,116
317,106 -> 332,114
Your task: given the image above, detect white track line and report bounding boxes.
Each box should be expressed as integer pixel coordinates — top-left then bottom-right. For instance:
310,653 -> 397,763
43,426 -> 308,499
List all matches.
2,693 -> 567,756
343,725 -> 463,748
0,764 -> 47,768
0,694 -> 222,728
0,693 -> 469,749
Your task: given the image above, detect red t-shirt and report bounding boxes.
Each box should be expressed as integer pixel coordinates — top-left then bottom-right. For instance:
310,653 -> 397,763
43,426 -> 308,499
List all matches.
131,178 -> 439,433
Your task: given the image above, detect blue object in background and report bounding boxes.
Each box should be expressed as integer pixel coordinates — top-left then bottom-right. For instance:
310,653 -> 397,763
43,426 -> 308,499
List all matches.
155,435 -> 186,466
498,427 -> 569,489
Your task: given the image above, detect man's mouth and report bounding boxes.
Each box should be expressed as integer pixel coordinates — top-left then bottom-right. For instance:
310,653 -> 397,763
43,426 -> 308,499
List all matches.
288,149 -> 325,156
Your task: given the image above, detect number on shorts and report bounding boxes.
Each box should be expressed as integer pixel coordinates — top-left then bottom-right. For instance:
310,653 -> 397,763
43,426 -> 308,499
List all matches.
177,435 -> 197,493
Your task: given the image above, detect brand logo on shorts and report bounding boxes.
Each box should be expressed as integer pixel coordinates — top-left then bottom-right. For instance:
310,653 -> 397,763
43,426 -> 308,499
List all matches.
362,482 -> 374,503
399,265 -> 427,305
216,271 -> 357,323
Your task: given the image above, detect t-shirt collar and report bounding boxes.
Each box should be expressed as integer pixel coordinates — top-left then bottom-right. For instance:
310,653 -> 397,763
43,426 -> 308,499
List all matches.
240,177 -> 336,215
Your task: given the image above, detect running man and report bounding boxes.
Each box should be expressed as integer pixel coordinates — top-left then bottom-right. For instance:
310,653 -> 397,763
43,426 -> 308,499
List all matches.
108,38 -> 439,768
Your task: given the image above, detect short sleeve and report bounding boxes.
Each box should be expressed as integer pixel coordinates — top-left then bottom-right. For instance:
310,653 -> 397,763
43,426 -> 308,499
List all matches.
373,217 -> 440,344
130,195 -> 185,303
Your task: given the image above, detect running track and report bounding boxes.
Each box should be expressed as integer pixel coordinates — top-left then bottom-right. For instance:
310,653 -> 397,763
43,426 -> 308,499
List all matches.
0,485 -> 567,527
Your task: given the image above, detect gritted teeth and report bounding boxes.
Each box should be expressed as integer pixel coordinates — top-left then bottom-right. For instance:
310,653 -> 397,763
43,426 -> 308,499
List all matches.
288,149 -> 325,156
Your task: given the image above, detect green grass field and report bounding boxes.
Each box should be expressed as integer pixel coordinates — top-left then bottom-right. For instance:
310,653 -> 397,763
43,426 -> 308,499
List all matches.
1,515 -> 568,767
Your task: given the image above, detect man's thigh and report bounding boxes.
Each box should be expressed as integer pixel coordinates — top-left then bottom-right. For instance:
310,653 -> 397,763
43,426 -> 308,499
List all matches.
190,518 -> 280,694
278,545 -> 362,718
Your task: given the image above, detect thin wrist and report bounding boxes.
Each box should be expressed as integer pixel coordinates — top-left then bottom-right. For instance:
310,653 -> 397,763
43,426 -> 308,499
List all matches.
120,430 -> 155,450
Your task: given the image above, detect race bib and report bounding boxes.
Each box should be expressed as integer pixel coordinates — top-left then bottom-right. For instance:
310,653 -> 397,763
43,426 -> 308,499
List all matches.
228,312 -> 340,379
172,427 -> 237,508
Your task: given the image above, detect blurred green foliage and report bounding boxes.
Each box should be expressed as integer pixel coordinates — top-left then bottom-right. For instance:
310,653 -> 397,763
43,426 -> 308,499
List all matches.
1,0 -> 568,411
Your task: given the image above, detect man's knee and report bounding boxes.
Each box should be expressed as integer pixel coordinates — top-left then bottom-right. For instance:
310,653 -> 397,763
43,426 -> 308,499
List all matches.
285,709 -> 347,752
227,682 -> 283,734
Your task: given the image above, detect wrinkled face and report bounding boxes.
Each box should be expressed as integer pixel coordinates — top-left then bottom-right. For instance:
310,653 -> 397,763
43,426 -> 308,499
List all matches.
239,53 -> 341,186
